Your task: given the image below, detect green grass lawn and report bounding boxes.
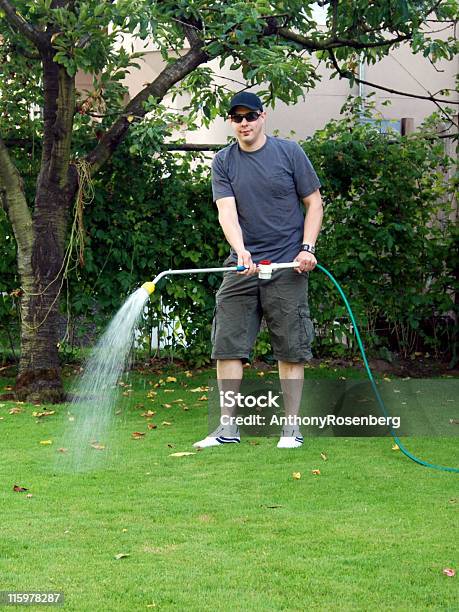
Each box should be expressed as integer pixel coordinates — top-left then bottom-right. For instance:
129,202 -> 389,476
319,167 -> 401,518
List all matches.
0,364 -> 457,611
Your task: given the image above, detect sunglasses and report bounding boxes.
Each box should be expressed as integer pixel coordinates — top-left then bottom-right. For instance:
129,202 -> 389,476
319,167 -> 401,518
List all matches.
229,111 -> 262,123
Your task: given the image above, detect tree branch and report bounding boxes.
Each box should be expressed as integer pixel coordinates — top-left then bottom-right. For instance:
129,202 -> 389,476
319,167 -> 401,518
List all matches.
86,43 -> 209,174
277,27 -> 412,51
328,50 -> 459,106
164,143 -> 224,151
0,136 -> 33,262
0,0 -> 47,50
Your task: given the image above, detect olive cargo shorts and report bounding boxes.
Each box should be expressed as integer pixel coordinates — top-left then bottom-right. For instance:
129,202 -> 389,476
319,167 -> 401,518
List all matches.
211,265 -> 315,363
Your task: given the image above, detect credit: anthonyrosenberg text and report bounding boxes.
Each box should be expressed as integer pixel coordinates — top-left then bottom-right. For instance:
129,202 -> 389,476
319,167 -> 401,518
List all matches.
220,414 -> 401,429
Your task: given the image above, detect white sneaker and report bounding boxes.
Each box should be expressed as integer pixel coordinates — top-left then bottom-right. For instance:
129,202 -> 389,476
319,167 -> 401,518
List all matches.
193,426 -> 240,448
277,429 -> 304,449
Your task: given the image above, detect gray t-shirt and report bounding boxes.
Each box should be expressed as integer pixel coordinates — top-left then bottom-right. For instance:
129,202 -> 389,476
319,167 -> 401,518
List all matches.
211,136 -> 321,263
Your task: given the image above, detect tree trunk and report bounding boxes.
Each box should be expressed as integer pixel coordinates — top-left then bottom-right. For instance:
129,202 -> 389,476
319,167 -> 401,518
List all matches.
15,184 -> 72,403
3,54 -> 77,403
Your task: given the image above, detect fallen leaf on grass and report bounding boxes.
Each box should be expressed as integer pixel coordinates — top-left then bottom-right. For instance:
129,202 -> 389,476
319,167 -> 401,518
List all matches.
114,553 -> 130,560
162,421 -> 172,426
166,376 -> 177,383
32,410 -> 55,418
391,444 -> 400,451
9,407 -> 22,414
443,568 -> 456,577
257,371 -> 265,377
90,442 -> 106,450
26,493 -> 33,499
13,484 -> 29,492
57,447 -> 68,453
131,432 -> 145,439
147,424 -> 157,430
171,399 -> 184,403
261,504 -> 283,509
292,472 -> 301,480
40,439 -> 53,445
169,452 -> 195,457
185,371 -> 193,377
190,386 -> 208,393
141,410 -> 156,418
312,469 -> 321,476
182,406 -> 189,411
198,395 -> 208,401
320,452 -> 328,461
163,403 -> 172,409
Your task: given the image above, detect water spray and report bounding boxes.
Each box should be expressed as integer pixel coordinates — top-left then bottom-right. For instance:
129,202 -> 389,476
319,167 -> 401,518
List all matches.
140,259 -> 458,474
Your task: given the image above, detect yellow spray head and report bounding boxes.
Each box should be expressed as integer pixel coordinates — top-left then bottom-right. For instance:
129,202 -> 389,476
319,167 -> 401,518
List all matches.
141,282 -> 156,296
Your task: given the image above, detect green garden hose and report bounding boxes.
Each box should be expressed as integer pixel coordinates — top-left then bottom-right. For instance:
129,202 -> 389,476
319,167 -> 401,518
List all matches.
317,263 -> 458,474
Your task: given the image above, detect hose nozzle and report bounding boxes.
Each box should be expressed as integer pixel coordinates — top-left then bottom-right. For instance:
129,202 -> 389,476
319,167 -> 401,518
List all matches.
141,282 -> 156,296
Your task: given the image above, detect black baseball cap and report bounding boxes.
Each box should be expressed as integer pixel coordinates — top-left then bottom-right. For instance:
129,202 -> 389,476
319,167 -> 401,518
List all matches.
228,92 -> 263,115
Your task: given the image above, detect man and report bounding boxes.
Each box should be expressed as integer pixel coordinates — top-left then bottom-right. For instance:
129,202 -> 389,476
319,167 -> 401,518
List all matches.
194,92 -> 323,449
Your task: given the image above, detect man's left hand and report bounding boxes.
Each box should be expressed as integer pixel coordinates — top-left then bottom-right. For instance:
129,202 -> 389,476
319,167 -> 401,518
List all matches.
294,251 -> 317,273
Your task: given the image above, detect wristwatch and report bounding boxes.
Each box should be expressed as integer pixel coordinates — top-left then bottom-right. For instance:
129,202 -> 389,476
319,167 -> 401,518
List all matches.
301,243 -> 316,254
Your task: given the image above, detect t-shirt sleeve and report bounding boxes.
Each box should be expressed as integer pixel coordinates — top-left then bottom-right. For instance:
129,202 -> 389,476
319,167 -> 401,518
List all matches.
211,153 -> 235,202
291,143 -> 321,199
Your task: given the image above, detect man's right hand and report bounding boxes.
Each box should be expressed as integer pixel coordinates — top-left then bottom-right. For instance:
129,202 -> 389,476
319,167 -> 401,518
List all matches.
237,250 -> 257,276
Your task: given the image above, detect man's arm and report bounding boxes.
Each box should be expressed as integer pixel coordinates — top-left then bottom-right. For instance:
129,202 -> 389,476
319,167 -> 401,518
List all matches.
302,189 -> 323,247
295,189 -> 323,273
216,197 -> 257,275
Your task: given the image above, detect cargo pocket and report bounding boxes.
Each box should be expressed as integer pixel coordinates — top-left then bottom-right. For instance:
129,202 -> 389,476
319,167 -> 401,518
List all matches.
298,306 -> 315,360
211,298 -> 251,357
